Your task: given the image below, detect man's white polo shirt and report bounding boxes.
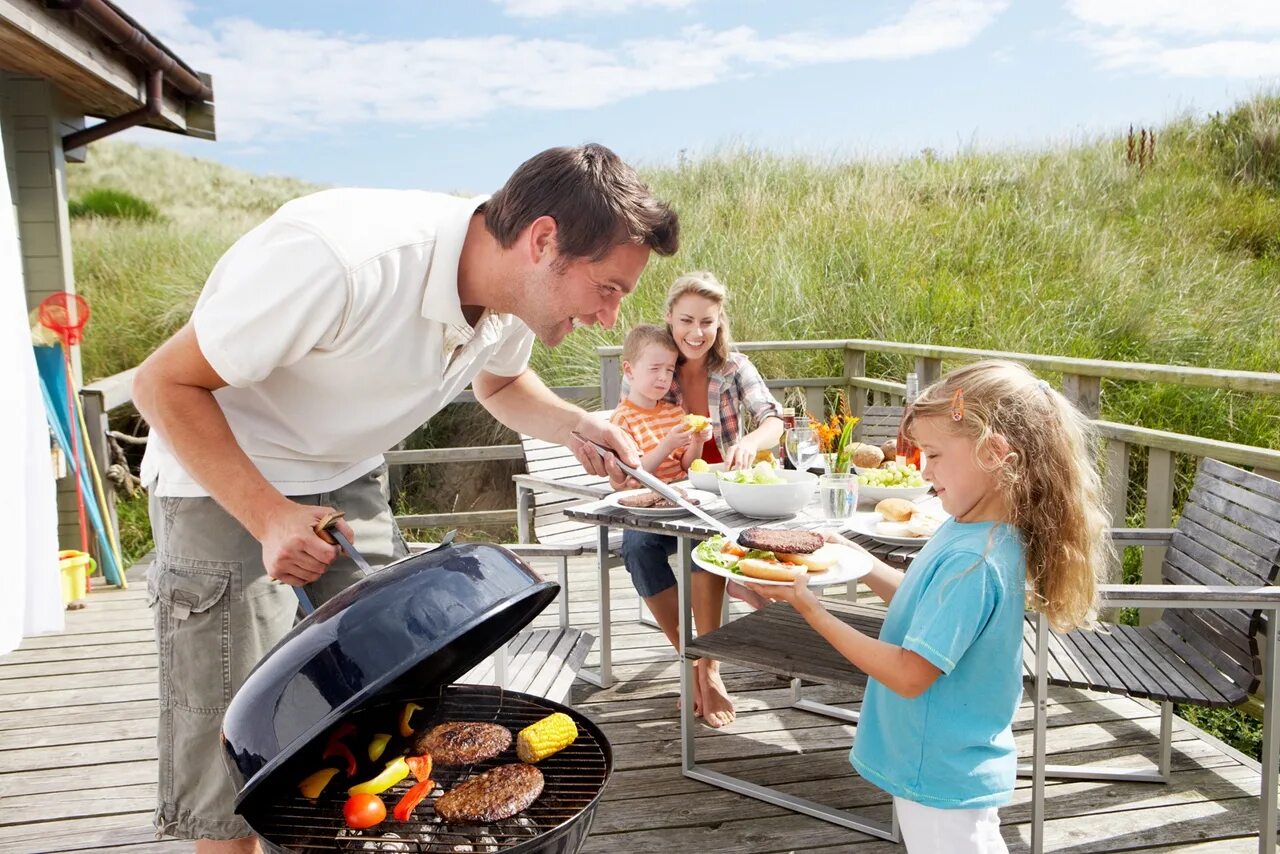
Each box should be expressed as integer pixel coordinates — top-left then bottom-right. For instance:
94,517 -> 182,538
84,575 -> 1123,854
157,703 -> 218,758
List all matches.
141,189 -> 535,498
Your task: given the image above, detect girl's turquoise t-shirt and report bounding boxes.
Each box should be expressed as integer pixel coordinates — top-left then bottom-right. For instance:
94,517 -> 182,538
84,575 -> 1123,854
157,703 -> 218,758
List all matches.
851,519 -> 1026,809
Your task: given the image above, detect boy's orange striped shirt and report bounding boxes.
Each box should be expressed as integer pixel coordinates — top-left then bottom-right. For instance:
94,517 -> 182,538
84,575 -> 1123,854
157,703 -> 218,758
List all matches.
610,399 -> 688,483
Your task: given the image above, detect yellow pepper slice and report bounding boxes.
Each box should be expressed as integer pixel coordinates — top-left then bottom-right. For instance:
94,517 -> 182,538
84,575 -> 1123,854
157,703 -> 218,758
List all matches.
398,702 -> 423,738
298,767 -> 340,800
348,756 -> 409,796
367,733 -> 391,762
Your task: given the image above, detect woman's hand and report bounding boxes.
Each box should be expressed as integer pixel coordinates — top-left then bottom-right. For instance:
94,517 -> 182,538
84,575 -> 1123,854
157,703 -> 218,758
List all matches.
723,437 -> 761,470
746,574 -> 820,613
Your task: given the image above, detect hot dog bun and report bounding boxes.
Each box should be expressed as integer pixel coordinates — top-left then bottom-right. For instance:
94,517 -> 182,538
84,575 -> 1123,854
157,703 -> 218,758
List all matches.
737,558 -> 807,582
778,544 -> 841,573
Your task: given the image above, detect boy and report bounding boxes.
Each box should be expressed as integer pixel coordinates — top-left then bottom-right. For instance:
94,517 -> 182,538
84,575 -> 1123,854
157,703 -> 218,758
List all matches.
610,324 -> 712,481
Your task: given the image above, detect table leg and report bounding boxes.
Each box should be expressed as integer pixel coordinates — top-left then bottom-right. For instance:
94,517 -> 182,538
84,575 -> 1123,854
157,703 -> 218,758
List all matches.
678,537 -> 696,772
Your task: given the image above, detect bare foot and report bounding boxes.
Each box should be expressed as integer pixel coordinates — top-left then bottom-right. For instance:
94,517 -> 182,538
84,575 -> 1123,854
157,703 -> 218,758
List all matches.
696,660 -> 736,728
677,676 -> 706,718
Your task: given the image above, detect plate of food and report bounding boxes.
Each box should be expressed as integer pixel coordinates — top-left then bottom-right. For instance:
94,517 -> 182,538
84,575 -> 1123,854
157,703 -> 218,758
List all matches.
604,486 -> 717,517
846,498 -> 949,546
857,462 -> 931,502
692,528 -> 873,586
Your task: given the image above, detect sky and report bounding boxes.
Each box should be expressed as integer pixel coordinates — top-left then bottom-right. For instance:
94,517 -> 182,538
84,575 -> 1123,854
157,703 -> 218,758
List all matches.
115,0 -> 1280,193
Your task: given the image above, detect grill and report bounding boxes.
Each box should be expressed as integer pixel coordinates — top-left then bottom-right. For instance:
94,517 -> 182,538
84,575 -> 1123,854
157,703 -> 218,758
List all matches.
222,538 -> 612,854
245,685 -> 611,853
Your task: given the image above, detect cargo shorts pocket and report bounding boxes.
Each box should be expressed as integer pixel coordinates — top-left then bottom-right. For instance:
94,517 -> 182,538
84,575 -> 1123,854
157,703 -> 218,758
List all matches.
150,564 -> 234,713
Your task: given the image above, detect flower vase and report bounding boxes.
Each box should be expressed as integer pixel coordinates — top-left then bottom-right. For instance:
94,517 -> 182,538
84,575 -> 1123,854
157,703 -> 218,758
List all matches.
822,452 -> 852,475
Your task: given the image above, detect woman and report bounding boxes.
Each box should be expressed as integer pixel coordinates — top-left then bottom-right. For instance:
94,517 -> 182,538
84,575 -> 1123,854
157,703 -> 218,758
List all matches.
615,271 -> 785,728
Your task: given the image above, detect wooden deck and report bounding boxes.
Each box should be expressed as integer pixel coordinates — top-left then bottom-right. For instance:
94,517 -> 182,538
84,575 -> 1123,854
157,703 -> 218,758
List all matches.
0,555 -> 1274,853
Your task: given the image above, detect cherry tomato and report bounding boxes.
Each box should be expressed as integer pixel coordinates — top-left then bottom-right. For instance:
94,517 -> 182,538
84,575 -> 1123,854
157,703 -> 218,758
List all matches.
343,793 -> 386,829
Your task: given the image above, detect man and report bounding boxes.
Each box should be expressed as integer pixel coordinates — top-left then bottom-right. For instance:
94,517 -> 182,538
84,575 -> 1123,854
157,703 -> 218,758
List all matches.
133,143 -> 677,852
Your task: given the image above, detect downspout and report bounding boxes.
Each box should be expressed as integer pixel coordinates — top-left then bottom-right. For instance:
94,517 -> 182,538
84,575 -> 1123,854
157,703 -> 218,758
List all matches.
62,68 -> 162,151
45,0 -> 212,101
46,0 -> 214,150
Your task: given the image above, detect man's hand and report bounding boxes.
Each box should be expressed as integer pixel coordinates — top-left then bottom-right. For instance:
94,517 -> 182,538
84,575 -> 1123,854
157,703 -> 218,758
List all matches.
258,501 -> 355,587
570,415 -> 640,483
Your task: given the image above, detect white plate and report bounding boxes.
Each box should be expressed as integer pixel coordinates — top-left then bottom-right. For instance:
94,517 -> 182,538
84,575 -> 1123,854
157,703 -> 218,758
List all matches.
692,541 -> 872,587
604,486 -> 718,517
846,511 -> 943,546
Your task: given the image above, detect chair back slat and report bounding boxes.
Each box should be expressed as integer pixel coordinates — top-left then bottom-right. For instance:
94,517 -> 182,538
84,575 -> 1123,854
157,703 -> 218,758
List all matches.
1160,459 -> 1280,696
854,405 -> 903,445
519,415 -> 616,550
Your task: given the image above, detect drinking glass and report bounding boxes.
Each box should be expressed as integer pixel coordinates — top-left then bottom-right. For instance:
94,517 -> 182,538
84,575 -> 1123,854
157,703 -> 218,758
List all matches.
784,427 -> 819,472
818,474 -> 857,523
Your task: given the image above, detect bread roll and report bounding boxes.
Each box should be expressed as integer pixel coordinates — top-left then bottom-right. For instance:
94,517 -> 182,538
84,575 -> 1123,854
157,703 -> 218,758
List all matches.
737,558 -> 807,582
880,439 -> 898,461
907,514 -> 942,538
851,443 -> 884,469
876,497 -> 915,522
778,544 -> 840,573
875,520 -> 913,538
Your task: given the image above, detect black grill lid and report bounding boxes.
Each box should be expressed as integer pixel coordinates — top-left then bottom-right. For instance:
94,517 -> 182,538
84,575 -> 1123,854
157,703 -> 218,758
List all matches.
221,541 -> 558,807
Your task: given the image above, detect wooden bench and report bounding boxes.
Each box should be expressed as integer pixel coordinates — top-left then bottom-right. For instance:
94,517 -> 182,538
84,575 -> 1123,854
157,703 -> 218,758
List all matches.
409,541 -> 594,705
514,429 -> 627,688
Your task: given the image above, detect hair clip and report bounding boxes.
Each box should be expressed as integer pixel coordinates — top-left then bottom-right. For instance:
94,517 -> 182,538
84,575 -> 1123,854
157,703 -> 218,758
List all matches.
950,388 -> 965,421
1036,379 -> 1051,393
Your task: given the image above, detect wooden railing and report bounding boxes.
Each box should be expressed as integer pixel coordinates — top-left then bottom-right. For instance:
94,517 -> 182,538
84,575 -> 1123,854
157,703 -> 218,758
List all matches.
82,339 -> 1280,568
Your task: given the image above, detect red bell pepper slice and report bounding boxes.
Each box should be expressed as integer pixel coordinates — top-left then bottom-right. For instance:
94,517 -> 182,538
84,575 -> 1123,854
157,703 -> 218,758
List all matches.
323,723 -> 359,776
392,777 -> 434,822
405,753 -> 433,783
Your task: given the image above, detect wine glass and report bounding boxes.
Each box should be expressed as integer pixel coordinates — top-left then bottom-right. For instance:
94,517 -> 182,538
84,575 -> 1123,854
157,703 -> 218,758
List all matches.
784,426 -> 819,472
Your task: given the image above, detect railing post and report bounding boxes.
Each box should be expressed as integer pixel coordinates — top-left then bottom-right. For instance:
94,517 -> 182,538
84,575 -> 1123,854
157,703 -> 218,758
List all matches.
1101,438 -> 1130,620
844,348 -> 866,422
1062,373 -> 1101,419
804,388 -> 825,421
599,353 -> 622,410
1142,448 -> 1175,625
914,356 -> 942,389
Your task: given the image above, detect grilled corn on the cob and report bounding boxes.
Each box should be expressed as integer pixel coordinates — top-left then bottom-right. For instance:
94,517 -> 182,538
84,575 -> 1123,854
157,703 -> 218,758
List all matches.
516,712 -> 577,763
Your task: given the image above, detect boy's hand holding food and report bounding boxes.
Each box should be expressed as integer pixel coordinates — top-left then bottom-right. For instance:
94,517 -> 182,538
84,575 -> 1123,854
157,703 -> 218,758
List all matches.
663,420 -> 695,450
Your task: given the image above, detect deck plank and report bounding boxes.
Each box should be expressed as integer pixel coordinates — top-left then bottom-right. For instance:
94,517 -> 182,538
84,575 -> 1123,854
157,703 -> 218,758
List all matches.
0,554 -> 1272,852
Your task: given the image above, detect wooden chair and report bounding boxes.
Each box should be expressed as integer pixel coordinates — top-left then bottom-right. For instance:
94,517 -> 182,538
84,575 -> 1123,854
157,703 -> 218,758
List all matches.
852,404 -> 904,449
1024,458 -> 1280,853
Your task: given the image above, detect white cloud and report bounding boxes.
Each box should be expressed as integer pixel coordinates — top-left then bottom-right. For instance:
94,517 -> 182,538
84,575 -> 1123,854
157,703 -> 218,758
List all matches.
494,0 -> 698,18
114,0 -> 1008,144
1066,0 -> 1280,78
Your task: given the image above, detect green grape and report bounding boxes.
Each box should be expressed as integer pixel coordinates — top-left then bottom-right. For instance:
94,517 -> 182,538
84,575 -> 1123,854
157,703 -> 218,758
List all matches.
857,463 -> 926,489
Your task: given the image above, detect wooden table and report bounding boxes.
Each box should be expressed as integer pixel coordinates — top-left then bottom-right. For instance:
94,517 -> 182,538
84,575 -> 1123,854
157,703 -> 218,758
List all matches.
563,491 -> 925,842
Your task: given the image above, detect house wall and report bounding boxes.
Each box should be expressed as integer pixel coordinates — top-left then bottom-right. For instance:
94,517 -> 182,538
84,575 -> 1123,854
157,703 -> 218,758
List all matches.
1,71 -> 86,552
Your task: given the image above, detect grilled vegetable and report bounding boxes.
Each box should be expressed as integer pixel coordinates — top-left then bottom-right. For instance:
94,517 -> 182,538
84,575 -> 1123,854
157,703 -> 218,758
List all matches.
343,793 -> 386,829
322,723 -> 358,776
348,756 -> 409,796
398,702 -> 423,738
406,753 -> 433,783
367,733 -> 391,762
516,712 -> 578,763
392,777 -> 435,821
297,767 -> 340,800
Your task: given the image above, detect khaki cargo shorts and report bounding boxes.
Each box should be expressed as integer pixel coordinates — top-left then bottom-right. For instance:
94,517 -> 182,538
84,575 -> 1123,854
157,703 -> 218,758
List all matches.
147,465 -> 408,840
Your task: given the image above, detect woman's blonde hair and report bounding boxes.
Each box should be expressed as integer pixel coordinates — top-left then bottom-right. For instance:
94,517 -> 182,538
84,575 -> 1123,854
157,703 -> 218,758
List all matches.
904,359 -> 1112,632
664,271 -> 733,370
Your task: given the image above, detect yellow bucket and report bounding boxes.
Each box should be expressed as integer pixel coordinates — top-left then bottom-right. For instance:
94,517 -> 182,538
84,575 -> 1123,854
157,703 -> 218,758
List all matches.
59,550 -> 95,606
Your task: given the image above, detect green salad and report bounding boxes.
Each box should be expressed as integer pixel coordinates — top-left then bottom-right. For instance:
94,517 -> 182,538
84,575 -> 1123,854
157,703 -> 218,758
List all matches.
693,535 -> 778,575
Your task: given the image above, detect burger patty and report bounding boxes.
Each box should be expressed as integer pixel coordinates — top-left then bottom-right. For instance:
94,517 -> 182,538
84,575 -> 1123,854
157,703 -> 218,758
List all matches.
412,722 -> 512,766
738,527 -> 823,555
617,487 -> 697,509
434,763 -> 545,824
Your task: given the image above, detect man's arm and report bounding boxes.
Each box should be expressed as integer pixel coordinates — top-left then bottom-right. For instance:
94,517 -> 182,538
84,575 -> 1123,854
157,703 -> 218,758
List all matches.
133,324 -> 352,585
473,369 -> 640,482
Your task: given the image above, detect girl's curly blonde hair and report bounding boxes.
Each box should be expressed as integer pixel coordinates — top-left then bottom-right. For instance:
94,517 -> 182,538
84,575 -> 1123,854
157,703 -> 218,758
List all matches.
904,359 -> 1112,632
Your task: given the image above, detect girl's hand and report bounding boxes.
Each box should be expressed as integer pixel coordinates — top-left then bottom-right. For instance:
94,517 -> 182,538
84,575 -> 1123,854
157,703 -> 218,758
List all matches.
746,574 -> 820,612
723,438 -> 760,470
821,529 -> 866,553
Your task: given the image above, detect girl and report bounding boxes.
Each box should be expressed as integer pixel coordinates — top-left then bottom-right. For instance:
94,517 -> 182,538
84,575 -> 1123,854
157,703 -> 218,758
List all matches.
613,271 -> 785,728
749,359 -> 1110,853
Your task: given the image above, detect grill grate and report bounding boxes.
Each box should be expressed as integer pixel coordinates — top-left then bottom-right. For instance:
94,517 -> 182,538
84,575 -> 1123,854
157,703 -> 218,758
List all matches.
245,685 -> 610,853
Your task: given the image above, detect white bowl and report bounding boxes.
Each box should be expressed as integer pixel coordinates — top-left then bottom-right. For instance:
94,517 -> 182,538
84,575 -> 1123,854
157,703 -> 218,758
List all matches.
688,462 -> 727,493
857,483 -> 932,503
718,469 -> 818,518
